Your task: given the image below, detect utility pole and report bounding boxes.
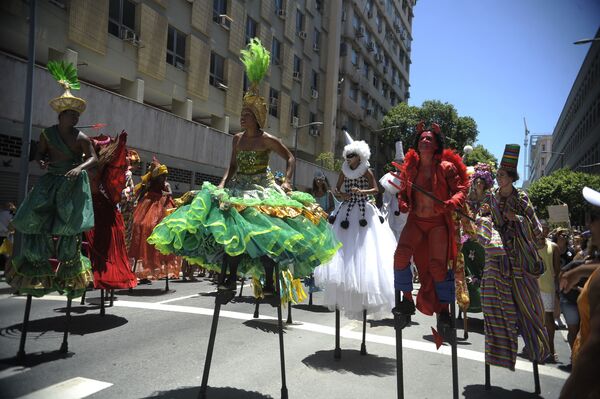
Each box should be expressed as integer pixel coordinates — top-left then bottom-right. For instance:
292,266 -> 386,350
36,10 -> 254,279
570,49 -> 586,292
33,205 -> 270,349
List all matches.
523,117 -> 529,181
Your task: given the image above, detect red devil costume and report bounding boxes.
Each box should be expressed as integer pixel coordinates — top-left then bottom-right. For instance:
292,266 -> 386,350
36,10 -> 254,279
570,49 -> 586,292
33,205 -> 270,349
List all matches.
393,122 -> 469,320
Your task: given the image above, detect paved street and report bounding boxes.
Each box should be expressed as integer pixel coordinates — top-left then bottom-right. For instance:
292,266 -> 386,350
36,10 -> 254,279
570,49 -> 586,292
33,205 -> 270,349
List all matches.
0,277 -> 569,399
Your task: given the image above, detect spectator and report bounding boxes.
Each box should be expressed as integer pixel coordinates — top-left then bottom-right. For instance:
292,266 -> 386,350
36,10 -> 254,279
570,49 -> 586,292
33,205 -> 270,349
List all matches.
554,227 -> 579,351
311,170 -> 335,215
0,202 -> 16,272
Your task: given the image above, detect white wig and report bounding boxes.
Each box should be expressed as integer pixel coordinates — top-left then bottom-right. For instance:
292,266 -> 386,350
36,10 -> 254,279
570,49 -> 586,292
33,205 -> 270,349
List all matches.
343,140 -> 371,163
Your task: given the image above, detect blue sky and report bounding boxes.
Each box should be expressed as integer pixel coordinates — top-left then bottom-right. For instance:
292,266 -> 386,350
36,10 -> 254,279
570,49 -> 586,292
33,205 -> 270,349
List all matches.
408,0 -> 600,183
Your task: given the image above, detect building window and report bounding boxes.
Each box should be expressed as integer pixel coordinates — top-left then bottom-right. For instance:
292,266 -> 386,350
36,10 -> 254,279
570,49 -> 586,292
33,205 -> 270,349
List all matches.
351,48 -> 359,67
313,29 -> 320,49
269,88 -> 279,117
271,38 -> 282,65
291,101 -> 299,124
350,84 -> 358,102
542,144 -> 546,151
245,16 -> 257,44
166,26 -> 186,69
293,55 -> 302,75
373,75 -> 379,89
274,0 -> 284,14
213,0 -> 227,23
108,0 -> 136,38
310,112 -> 317,124
296,10 -> 304,33
363,61 -> 369,78
315,0 -> 323,13
361,93 -> 368,110
352,13 -> 360,31
209,52 -> 226,87
312,70 -> 319,90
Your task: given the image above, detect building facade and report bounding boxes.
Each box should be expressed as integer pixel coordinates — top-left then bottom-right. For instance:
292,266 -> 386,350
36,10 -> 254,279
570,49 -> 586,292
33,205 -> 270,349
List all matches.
545,29 -> 600,176
527,134 -> 552,183
0,0 -> 414,203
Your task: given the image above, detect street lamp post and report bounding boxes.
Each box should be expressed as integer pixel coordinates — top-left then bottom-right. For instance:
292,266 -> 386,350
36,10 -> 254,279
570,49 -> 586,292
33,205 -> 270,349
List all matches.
292,120 -> 323,188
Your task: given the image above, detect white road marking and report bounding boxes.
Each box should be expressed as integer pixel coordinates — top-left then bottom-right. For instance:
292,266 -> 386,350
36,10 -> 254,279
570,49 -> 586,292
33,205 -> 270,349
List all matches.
14,295 -> 569,380
0,366 -> 30,380
16,377 -> 112,399
157,294 -> 200,304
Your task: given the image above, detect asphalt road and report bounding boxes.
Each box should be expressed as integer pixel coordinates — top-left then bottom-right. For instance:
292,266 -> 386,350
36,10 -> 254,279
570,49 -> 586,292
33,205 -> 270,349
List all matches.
0,276 -> 570,399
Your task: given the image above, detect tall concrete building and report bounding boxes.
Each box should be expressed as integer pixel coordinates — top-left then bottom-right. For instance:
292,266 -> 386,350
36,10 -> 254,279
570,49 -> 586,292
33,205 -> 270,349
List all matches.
545,29 -> 600,176
526,134 -> 553,183
0,0 -> 414,203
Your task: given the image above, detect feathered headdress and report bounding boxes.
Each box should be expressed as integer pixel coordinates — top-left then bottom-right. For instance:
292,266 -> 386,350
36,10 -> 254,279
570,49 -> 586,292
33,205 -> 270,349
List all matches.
47,61 -> 86,114
240,38 -> 270,128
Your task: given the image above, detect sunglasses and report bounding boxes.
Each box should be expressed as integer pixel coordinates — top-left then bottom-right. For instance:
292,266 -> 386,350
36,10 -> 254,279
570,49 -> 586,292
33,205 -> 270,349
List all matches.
346,153 -> 357,159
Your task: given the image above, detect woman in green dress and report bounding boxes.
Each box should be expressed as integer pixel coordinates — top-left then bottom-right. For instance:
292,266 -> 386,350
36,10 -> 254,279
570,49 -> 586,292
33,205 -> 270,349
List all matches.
148,39 -> 339,300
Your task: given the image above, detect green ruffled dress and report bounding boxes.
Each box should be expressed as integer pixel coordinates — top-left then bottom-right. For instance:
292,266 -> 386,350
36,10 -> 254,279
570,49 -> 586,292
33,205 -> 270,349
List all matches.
7,126 -> 94,299
148,150 -> 340,298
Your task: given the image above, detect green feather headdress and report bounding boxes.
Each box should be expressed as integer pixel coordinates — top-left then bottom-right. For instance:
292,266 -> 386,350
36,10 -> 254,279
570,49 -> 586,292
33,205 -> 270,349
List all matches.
47,60 -> 81,91
240,38 -> 270,128
240,38 -> 270,88
47,60 -> 86,114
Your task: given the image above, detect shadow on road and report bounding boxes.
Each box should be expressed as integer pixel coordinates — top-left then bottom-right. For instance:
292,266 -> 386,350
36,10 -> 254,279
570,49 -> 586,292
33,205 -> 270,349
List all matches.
243,319 -> 286,334
0,313 -> 128,340
114,288 -> 173,297
368,318 -> 419,328
145,386 -> 274,398
463,384 -> 543,398
292,304 -> 333,313
457,316 -> 485,335
0,350 -> 74,369
302,349 -> 396,376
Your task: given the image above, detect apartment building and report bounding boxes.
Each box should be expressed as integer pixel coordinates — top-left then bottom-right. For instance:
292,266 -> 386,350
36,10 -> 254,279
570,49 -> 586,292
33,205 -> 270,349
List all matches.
545,29 -> 600,176
0,0 -> 414,203
526,134 -> 552,183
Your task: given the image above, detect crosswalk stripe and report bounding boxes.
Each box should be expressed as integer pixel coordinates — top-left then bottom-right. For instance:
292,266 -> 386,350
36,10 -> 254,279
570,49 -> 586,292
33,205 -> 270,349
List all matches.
16,377 -> 112,399
14,295 -> 569,380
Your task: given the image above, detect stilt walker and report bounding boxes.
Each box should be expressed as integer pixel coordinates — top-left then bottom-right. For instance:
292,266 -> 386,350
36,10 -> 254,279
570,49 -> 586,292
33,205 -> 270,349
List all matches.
147,38 -> 340,398
314,131 -> 396,359
477,145 -> 549,393
6,61 -> 96,357
86,131 -> 137,315
391,122 -> 470,398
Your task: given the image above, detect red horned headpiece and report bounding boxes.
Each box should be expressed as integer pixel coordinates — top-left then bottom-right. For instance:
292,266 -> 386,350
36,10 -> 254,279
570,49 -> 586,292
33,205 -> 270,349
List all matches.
416,121 -> 441,135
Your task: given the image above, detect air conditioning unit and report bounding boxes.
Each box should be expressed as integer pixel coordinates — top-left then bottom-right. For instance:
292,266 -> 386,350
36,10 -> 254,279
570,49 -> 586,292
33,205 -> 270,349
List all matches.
216,82 -> 228,91
277,9 -> 286,18
309,128 -> 320,137
270,97 -> 278,106
293,71 -> 301,80
219,14 -> 232,30
313,43 -> 320,52
366,42 -> 374,52
355,27 -> 364,38
375,54 -> 383,63
311,89 -> 319,99
394,23 -> 401,33
120,27 -> 140,45
298,30 -> 307,40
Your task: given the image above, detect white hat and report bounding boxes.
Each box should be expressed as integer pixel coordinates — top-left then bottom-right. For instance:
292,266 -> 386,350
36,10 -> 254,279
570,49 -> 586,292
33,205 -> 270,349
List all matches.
395,141 -> 405,161
583,186 -> 600,207
343,129 -> 354,145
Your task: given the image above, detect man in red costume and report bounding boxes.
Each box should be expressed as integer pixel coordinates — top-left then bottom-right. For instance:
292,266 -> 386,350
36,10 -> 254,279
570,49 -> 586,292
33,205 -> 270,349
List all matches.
393,122 -> 469,336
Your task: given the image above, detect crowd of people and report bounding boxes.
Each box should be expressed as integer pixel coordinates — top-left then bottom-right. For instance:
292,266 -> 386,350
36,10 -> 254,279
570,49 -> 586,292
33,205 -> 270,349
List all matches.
2,40 -> 599,397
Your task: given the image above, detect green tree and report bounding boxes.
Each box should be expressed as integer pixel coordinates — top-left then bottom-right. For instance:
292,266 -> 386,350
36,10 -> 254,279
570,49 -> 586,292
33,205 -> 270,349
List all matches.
527,169 -> 600,226
463,144 -> 498,168
380,100 -> 479,154
316,152 -> 342,171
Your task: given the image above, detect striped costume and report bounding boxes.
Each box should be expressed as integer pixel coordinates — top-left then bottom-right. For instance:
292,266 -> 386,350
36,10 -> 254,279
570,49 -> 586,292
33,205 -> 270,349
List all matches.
480,188 -> 550,369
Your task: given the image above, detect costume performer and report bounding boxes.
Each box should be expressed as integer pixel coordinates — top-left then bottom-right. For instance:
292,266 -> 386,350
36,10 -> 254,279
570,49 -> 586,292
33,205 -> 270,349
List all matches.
379,141 -> 408,241
314,133 -> 396,320
129,158 -> 181,281
85,131 -> 137,289
121,149 -> 140,251
393,122 -> 470,335
6,61 -> 95,299
147,38 -> 339,298
482,144 -> 550,369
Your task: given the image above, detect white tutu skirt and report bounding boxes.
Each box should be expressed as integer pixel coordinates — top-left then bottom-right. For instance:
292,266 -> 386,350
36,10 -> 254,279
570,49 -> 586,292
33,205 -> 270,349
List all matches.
314,201 -> 396,320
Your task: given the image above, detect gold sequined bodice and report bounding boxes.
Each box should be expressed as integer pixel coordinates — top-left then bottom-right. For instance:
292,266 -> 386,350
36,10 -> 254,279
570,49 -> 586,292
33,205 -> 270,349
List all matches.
236,150 -> 270,175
